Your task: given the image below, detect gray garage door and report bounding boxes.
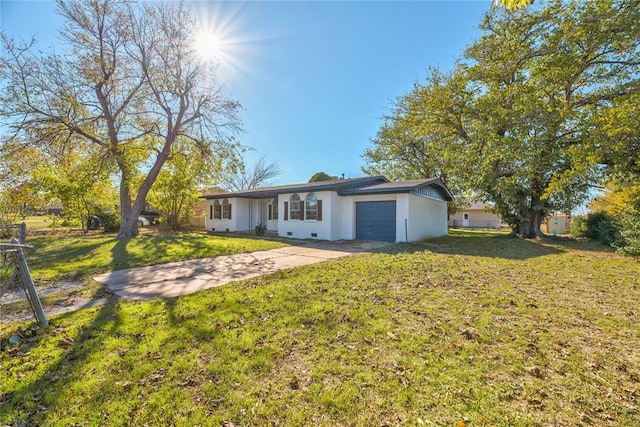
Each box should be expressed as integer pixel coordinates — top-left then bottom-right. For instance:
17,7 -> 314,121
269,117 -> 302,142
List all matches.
356,201 -> 396,242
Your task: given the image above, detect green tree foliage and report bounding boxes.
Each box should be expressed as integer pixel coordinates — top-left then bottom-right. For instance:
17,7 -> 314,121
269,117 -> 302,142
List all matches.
589,181 -> 640,217
309,172 -> 338,183
0,138 -> 47,222
584,212 -> 620,246
493,0 -> 534,11
617,209 -> 640,259
148,152 -> 203,231
0,0 -> 241,239
363,0 -> 640,238
24,129 -> 117,231
588,179 -> 640,256
569,215 -> 587,237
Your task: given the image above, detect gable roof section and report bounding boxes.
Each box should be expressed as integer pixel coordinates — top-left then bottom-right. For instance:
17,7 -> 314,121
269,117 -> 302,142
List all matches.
340,178 -> 454,201
202,176 -> 389,200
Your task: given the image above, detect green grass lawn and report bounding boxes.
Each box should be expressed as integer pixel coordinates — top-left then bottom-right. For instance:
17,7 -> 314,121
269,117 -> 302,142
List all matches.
24,231 -> 287,283
2,231 -> 639,426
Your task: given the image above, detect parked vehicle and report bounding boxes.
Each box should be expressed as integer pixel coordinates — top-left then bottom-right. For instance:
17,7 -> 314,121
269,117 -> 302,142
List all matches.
138,210 -> 160,227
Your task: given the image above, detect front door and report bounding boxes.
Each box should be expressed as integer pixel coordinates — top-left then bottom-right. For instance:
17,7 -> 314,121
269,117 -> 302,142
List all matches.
462,213 -> 470,227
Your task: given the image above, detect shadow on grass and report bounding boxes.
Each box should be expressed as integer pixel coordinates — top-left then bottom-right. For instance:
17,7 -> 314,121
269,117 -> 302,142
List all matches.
28,238 -> 109,281
3,290 -> 123,425
0,239 -> 132,424
111,235 -> 138,270
374,229 -> 569,260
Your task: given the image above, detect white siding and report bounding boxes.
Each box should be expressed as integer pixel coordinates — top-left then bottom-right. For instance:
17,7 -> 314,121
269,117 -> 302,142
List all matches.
277,191 -> 333,240
206,189 -> 449,242
205,197 -> 248,232
332,192 -> 351,240
407,193 -> 448,240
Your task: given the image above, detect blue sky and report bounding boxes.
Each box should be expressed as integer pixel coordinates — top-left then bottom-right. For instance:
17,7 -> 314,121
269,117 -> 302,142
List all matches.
1,1 -> 489,185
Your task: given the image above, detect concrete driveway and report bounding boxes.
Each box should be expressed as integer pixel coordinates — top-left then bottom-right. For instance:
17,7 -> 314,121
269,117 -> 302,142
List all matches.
94,241 -> 389,300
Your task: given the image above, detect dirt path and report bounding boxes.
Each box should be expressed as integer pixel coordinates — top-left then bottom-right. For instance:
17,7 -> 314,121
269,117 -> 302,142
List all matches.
0,281 -> 117,327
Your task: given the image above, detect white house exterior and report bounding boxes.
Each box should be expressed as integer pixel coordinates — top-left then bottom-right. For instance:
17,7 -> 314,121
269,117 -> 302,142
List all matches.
448,199 -> 503,229
203,176 -> 453,243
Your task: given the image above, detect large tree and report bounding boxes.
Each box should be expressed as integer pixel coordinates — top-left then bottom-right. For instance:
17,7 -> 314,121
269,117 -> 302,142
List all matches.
0,0 -> 241,239
364,0 -> 640,238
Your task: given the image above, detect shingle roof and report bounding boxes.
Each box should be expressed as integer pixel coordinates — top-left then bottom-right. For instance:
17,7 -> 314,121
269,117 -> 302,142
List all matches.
461,199 -> 494,210
202,176 -> 388,199
340,178 -> 454,201
201,176 -> 454,201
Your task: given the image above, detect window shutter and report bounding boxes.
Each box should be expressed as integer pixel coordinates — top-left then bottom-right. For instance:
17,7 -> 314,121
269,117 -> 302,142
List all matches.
300,201 -> 305,220
268,204 -> 273,221
317,200 -> 322,221
229,204 -> 232,220
209,205 -> 213,220
284,202 -> 288,221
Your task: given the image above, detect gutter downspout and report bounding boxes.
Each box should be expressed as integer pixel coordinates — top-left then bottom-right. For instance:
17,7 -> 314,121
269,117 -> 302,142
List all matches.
405,218 -> 408,243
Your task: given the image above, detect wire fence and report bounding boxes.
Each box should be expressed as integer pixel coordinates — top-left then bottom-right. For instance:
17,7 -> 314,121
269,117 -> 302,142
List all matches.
1,223 -> 48,326
448,220 -> 503,229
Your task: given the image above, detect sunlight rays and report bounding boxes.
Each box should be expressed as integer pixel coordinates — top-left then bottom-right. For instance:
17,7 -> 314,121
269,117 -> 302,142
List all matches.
191,2 -> 267,88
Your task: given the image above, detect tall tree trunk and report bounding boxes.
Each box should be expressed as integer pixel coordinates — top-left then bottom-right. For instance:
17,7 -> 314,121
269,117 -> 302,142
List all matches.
116,173 -> 137,239
516,210 -> 544,239
509,196 -> 545,239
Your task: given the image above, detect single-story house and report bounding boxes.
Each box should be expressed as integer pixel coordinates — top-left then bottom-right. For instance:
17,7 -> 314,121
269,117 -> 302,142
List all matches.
202,176 -> 453,243
448,199 -> 503,229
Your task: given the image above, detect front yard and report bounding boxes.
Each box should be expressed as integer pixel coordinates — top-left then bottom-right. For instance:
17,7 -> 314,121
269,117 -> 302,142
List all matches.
1,230 -> 639,425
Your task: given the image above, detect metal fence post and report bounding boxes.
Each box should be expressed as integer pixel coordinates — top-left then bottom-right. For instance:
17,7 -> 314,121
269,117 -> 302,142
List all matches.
14,247 -> 48,327
19,222 -> 27,244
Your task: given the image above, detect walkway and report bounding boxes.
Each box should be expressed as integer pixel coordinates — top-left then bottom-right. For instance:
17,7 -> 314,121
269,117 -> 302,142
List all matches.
94,241 -> 389,300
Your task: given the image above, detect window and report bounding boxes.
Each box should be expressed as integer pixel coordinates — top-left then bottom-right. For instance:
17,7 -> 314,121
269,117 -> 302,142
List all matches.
222,199 -> 232,219
213,200 -> 221,219
289,194 -> 301,220
268,199 -> 278,220
463,213 -> 469,220
305,193 -> 317,220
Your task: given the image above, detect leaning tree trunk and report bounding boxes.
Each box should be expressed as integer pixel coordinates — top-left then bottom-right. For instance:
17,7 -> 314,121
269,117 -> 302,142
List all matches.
116,145 -> 171,239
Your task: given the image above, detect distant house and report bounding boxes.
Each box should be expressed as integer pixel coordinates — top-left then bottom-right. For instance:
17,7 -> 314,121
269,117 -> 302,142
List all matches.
542,213 -> 571,235
448,199 -> 502,229
43,205 -> 63,216
202,176 -> 453,243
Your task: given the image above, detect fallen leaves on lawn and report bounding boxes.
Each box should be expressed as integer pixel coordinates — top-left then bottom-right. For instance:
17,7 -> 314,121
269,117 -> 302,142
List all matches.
58,336 -> 75,348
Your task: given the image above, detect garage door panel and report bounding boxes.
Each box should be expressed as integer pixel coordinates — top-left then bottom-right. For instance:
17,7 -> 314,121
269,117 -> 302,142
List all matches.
356,201 -> 396,242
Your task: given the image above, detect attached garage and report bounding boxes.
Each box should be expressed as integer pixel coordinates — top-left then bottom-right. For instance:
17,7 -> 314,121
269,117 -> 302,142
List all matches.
204,175 -> 453,242
356,201 -> 396,242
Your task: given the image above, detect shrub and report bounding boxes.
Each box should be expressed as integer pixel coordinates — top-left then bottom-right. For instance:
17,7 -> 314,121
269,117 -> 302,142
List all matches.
255,223 -> 266,236
617,209 -> 640,259
95,210 -> 120,232
570,215 -> 587,236
584,212 -> 619,246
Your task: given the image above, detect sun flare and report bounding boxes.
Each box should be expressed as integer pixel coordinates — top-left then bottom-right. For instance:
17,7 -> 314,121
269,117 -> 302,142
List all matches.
191,2 -> 269,87
193,29 -> 226,63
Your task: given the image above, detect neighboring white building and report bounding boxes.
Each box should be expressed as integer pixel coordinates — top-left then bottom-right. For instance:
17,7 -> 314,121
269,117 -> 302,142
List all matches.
448,199 -> 503,229
203,176 -> 453,243
542,213 -> 571,235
